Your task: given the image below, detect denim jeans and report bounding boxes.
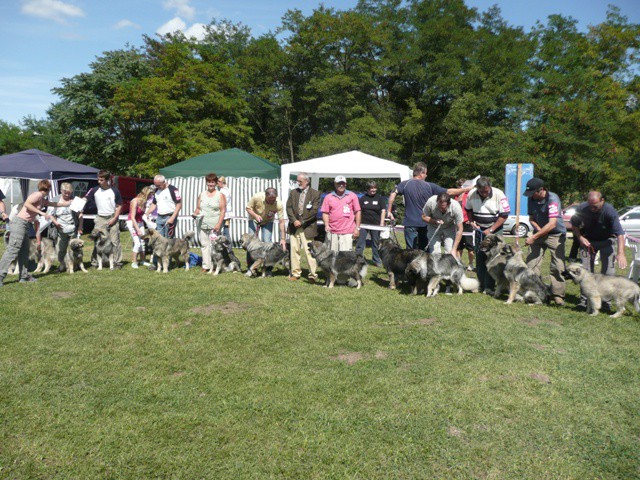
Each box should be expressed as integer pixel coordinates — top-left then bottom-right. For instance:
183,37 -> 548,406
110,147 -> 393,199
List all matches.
355,228 -> 382,264
404,226 -> 428,250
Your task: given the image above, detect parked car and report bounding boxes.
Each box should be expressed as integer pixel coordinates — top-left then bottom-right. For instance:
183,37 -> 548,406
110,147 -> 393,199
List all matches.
562,203 -> 580,224
620,206 -> 640,238
501,215 -> 533,237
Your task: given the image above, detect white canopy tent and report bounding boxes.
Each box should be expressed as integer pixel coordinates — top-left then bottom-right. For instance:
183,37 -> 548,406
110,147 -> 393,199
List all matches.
279,151 -> 412,207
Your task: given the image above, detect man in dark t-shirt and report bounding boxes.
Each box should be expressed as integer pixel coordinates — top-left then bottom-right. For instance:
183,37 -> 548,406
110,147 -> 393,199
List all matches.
570,191 -> 626,275
387,162 -> 469,250
355,181 -> 386,266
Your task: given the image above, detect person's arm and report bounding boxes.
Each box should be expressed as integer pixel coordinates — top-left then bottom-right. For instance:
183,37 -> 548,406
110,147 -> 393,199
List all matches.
525,218 -> 556,245
129,200 -> 144,237
483,215 -> 508,236
279,218 -> 287,248
24,193 -> 49,219
246,198 -> 263,224
193,194 -> 202,216
215,195 -> 226,232
0,198 -> 7,221
322,212 -> 331,233
353,211 -> 361,238
168,201 -> 181,225
108,204 -> 122,227
380,208 -> 386,227
446,186 -> 472,196
387,191 -> 397,220
452,221 -> 463,257
617,234 -> 627,269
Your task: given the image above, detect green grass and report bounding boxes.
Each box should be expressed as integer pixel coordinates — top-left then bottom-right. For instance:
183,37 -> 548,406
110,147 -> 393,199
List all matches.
0,235 -> 639,478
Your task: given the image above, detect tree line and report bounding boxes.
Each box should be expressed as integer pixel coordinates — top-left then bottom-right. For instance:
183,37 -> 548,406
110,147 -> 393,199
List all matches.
1,0 -> 639,206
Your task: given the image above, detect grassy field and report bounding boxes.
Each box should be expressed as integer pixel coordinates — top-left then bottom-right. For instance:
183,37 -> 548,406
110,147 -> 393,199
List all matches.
0,234 -> 639,479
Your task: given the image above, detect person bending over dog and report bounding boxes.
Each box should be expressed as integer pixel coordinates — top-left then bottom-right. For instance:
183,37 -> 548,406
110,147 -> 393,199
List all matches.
570,191 -> 627,310
0,180 -> 70,286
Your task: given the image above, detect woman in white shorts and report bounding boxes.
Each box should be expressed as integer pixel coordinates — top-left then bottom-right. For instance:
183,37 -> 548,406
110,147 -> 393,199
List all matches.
126,187 -> 154,268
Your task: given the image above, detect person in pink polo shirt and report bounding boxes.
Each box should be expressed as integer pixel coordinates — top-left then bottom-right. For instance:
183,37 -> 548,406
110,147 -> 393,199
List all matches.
321,176 -> 361,252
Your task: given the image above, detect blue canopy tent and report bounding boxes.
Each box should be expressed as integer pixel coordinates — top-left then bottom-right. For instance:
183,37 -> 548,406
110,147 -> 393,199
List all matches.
0,149 -> 99,200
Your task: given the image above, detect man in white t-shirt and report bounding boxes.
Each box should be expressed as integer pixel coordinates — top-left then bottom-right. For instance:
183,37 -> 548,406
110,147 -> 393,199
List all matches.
82,170 -> 123,268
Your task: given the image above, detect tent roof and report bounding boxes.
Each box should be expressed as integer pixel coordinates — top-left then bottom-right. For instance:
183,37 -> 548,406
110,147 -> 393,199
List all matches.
0,149 -> 100,180
280,150 -> 412,207
160,148 -> 280,180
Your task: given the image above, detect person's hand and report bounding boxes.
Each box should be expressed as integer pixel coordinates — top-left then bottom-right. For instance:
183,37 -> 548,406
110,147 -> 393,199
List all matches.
255,215 -> 263,224
387,212 -> 395,221
482,228 -> 492,236
280,239 -> 287,250
1,212 -> 8,221
436,220 -> 444,225
353,228 -> 360,239
451,249 -> 459,259
525,236 -> 535,246
78,229 -> 83,236
618,254 -> 627,270
579,236 -> 591,249
108,218 -> 117,227
294,220 -> 302,228
43,213 -> 51,221
167,218 -> 175,226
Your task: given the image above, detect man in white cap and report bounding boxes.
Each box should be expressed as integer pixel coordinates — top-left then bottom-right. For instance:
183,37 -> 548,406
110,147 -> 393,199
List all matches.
320,176 -> 361,251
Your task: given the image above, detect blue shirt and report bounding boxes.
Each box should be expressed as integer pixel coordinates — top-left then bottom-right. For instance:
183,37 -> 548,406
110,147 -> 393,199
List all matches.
528,191 -> 566,235
571,202 -> 624,241
395,179 -> 447,227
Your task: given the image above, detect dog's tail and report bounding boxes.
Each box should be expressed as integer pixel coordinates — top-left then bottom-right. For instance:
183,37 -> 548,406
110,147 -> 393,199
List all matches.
460,275 -> 480,293
183,230 -> 196,241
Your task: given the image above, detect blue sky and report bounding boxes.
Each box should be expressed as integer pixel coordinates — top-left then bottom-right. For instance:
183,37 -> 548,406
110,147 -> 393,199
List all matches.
1,0 -> 638,125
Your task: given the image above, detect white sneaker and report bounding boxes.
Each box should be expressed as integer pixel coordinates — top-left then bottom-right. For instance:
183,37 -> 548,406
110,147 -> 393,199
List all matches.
142,262 -> 152,267
131,263 -> 139,269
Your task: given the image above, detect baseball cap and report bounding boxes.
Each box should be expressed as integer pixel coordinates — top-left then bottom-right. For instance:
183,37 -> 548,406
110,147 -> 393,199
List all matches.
523,177 -> 544,197
334,175 -> 347,183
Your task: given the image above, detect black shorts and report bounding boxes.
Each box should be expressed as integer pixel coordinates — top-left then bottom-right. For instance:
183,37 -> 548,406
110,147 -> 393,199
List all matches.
457,224 -> 474,251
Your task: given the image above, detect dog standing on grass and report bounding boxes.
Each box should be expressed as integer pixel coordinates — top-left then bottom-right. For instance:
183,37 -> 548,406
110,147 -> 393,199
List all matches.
307,240 -> 368,289
241,233 -> 289,278
378,238 -> 425,292
563,263 -> 640,317
145,228 -> 195,273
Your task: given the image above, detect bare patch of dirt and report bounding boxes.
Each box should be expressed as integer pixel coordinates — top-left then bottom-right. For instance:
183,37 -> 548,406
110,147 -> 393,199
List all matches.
478,375 -> 490,382
497,375 -> 519,382
375,351 -> 388,360
331,352 -> 364,365
554,348 -> 566,354
52,291 -> 74,298
448,426 -> 464,437
190,301 -> 250,315
136,306 -> 146,311
172,371 -> 185,377
520,317 -> 560,327
532,344 -> 547,351
529,373 -> 551,384
415,318 -> 438,326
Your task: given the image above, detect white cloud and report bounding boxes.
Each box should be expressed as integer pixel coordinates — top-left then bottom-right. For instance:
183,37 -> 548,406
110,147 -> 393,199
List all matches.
21,0 -> 84,24
157,17 -> 207,41
184,23 -> 207,41
157,16 -> 186,36
163,0 -> 195,21
114,19 -> 141,30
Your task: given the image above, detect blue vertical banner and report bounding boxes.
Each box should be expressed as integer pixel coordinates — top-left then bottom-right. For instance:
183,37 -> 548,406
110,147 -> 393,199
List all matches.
505,164 -> 534,216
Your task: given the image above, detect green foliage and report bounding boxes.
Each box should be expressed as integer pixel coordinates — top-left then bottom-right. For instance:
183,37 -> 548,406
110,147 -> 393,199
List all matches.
1,1 -> 637,206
